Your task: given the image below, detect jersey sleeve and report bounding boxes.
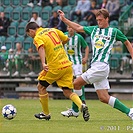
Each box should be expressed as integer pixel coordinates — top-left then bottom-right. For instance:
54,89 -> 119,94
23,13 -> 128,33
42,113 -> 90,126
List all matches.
116,29 -> 128,43
55,29 -> 69,42
79,34 -> 88,48
83,26 -> 96,35
33,36 -> 45,51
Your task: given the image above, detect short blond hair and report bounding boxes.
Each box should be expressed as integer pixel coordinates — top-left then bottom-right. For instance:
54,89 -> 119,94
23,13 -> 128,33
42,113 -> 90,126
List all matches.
95,9 -> 109,19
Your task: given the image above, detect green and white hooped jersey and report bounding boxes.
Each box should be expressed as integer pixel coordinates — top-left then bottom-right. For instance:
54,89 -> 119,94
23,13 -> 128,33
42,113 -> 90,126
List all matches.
64,32 -> 88,65
83,26 -> 128,64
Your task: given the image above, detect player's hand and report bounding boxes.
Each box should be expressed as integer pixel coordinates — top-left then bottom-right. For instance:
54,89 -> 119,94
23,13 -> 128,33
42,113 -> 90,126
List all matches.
82,58 -> 87,64
42,63 -> 49,71
58,10 -> 65,21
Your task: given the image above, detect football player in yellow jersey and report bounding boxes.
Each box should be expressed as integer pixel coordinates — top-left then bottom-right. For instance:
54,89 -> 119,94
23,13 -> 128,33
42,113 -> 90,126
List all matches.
25,22 -> 90,121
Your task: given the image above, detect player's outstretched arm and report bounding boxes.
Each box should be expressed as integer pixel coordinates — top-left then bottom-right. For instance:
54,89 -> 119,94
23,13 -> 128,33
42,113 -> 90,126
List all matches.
124,40 -> 133,60
58,10 -> 84,33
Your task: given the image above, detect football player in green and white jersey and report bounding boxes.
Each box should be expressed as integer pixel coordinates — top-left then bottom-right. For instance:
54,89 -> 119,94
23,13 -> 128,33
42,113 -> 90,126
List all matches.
58,9 -> 133,120
61,26 -> 89,117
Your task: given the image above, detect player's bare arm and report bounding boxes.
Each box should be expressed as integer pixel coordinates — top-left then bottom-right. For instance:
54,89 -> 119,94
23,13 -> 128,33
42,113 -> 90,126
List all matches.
58,10 -> 84,33
124,40 -> 133,60
38,45 -> 48,71
82,46 -> 89,64
62,38 -> 69,45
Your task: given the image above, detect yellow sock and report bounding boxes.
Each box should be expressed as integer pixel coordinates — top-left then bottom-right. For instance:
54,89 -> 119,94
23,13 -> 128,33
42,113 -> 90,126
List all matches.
69,93 -> 82,109
39,93 -> 49,115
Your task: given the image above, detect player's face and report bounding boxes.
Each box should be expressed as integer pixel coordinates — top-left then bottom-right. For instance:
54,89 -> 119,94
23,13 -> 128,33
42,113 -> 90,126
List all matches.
67,26 -> 75,35
96,14 -> 109,28
27,29 -> 35,38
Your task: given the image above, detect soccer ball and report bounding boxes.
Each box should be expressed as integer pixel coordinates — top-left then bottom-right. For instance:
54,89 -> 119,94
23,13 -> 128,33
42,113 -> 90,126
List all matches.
2,104 -> 17,120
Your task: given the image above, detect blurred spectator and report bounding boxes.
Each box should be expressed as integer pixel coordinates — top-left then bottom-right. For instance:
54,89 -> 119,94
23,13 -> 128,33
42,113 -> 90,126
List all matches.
56,0 -> 67,6
49,11 -> 67,32
49,0 -> 67,7
29,12 -> 42,27
27,0 -> 55,7
27,0 -> 43,7
6,48 -> 15,76
84,0 -> 98,26
117,55 -> 130,75
0,46 -> 8,69
106,0 -> 120,22
117,41 -> 133,75
49,11 -> 60,28
70,0 -> 91,22
0,12 -> 11,36
12,42 -> 26,77
127,0 -> 133,4
99,0 -> 108,9
26,47 -> 40,76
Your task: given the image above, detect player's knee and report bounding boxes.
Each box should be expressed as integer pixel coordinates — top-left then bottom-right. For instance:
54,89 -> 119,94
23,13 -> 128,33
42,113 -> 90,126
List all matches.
62,87 -> 72,98
73,82 -> 81,90
37,83 -> 46,94
37,83 -> 41,90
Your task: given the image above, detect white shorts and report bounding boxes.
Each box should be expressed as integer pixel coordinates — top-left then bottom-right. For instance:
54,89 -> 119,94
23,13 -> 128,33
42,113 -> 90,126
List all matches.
72,64 -> 82,77
81,62 -> 110,90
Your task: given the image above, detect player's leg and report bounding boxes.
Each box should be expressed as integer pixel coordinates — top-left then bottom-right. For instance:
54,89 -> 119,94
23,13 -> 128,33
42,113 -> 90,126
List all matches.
62,87 -> 89,121
34,70 -> 54,120
73,76 -> 90,121
72,84 -> 86,113
58,66 -> 90,121
61,64 -> 86,117
95,80 -> 132,120
62,87 -> 82,110
34,80 -> 51,120
61,82 -> 85,117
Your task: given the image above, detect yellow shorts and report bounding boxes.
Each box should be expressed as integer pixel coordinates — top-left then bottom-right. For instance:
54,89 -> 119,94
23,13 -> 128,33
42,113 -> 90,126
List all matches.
38,66 -> 73,89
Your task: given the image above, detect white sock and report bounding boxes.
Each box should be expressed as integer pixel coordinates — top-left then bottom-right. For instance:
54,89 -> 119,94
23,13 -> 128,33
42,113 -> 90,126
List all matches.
74,90 -> 82,96
108,96 -> 116,107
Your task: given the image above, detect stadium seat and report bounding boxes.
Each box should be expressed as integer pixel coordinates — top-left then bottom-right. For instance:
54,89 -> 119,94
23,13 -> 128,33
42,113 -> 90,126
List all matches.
5,36 -> 16,50
52,5 -> 62,12
0,6 -> 4,12
110,53 -> 122,69
12,6 -> 23,21
96,0 -> 103,6
42,21 -> 48,28
1,0 -> 11,7
32,6 -> 42,16
62,5 -> 71,18
7,21 -> 19,36
0,36 -> 6,48
42,6 -> 52,15
11,0 -> 20,7
4,6 -> 13,18
22,6 -> 32,21
41,11 -> 49,21
85,36 -> 91,44
79,20 -> 88,26
119,0 -> 126,7
41,6 -> 52,21
23,36 -> 33,50
21,0 -> 29,7
120,5 -> 129,21
67,0 -> 77,7
110,20 -> 118,28
14,36 -> 25,48
17,21 -> 28,36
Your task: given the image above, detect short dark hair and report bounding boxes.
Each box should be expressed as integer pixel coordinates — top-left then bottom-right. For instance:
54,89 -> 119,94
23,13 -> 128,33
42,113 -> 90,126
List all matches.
25,22 -> 40,32
95,9 -> 109,19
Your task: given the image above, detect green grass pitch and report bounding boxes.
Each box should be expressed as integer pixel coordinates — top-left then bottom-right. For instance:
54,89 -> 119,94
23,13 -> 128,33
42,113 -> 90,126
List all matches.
0,99 -> 133,133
